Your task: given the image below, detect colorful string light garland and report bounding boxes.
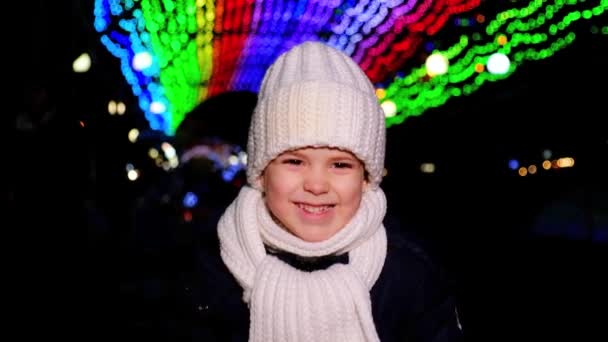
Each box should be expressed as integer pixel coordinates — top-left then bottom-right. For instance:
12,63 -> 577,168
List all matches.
94,0 -> 607,135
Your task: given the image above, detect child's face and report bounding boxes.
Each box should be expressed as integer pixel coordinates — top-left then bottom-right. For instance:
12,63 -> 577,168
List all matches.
260,147 -> 367,242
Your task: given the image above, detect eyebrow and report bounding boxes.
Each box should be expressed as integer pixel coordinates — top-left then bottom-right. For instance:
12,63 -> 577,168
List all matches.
280,151 -> 304,158
330,155 -> 358,163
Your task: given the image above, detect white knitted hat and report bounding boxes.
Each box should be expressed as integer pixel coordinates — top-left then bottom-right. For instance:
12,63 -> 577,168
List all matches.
246,41 -> 386,190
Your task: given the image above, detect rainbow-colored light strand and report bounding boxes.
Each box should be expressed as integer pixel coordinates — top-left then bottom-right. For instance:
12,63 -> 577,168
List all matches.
94,0 -> 606,135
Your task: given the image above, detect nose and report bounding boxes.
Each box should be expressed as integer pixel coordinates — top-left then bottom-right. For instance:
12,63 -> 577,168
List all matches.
303,168 -> 329,195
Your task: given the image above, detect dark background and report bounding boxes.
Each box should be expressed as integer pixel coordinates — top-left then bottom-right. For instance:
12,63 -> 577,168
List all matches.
12,0 -> 607,340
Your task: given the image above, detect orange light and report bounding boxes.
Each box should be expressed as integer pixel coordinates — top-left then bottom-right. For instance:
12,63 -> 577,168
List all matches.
557,157 -> 575,168
497,34 -> 508,46
518,167 -> 527,176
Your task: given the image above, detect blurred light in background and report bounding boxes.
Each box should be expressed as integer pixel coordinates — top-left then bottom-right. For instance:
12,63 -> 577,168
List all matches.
518,166 -> 527,176
108,100 -> 126,115
148,148 -> 159,159
133,51 -> 153,71
150,101 -> 166,114
73,52 -> 91,73
426,52 -> 449,77
557,157 -> 575,168
420,162 -> 436,174
381,100 -> 397,118
126,163 -> 140,181
487,52 -> 510,75
183,210 -> 193,222
513,155 -> 576,175
117,101 -> 126,115
108,100 -> 116,115
128,128 -> 139,143
183,191 -> 198,208
127,170 -> 139,181
239,151 -> 247,166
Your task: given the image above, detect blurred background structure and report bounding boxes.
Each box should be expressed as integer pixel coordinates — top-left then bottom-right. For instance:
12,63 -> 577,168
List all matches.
12,0 -> 608,340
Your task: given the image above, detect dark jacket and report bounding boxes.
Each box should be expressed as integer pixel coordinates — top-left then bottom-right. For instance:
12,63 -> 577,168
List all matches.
126,218 -> 463,341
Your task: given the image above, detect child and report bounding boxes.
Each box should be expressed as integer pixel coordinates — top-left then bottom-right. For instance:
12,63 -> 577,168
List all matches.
191,41 -> 463,341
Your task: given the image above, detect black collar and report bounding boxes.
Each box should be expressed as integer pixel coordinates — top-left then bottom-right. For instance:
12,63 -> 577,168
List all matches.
264,245 -> 349,272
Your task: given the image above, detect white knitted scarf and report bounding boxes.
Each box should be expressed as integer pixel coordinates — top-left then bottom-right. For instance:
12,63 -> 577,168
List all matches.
218,186 -> 388,342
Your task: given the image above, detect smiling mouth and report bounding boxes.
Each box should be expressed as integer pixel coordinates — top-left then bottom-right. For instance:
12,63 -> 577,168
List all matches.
296,203 -> 335,214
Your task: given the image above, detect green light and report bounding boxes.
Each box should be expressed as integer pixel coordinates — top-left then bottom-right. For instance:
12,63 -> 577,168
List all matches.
384,0 -> 606,128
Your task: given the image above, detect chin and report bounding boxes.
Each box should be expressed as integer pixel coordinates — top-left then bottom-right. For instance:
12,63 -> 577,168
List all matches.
294,227 -> 340,243
299,235 -> 328,243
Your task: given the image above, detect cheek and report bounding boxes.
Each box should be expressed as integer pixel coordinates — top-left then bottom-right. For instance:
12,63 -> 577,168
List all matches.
338,181 -> 365,207
264,173 -> 288,197
262,171 -> 292,210
265,184 -> 286,208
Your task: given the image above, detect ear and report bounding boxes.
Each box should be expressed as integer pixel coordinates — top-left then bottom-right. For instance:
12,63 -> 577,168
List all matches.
255,174 -> 265,191
362,179 -> 370,192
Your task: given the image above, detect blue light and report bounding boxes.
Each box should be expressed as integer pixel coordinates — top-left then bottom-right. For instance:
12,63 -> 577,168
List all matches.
183,191 -> 198,208
508,159 -> 519,170
222,167 -> 238,182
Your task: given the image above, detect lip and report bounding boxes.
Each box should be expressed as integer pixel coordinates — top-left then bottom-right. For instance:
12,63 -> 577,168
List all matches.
294,201 -> 335,207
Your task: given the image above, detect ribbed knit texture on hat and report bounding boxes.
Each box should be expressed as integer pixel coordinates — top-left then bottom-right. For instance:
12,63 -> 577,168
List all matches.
247,41 -> 386,190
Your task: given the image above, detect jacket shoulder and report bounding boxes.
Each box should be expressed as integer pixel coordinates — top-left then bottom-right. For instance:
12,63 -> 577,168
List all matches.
373,216 -> 464,341
383,216 -> 445,278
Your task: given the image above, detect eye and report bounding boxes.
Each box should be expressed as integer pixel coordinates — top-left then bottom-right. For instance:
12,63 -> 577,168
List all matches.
283,158 -> 303,165
333,161 -> 353,169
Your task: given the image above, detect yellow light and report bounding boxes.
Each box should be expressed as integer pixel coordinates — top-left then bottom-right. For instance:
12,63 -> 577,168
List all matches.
148,148 -> 159,159
117,102 -> 126,115
528,165 -> 537,174
73,53 -> 91,73
542,160 -> 551,170
128,128 -> 140,143
108,100 -> 116,115
420,163 -> 436,173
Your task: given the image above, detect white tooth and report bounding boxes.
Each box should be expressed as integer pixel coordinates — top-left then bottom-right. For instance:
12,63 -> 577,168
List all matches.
299,204 -> 330,214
